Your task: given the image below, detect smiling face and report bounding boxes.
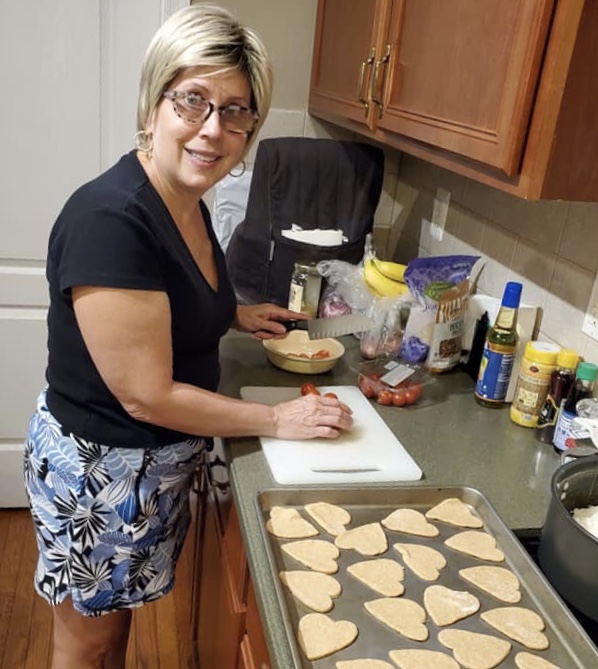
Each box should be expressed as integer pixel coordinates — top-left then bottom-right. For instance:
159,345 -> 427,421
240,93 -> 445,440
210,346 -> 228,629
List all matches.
142,66 -> 251,206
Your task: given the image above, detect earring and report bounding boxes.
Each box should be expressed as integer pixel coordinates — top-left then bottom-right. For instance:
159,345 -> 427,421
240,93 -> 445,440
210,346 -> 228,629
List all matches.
229,160 -> 247,178
134,130 -> 153,156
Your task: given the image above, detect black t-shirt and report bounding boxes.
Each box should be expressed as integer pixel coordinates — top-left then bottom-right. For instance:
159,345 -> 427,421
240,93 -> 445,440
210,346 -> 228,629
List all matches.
45,150 -> 238,448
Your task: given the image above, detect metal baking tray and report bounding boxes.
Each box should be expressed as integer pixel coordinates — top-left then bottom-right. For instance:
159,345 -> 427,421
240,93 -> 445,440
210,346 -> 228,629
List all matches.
255,486 -> 598,669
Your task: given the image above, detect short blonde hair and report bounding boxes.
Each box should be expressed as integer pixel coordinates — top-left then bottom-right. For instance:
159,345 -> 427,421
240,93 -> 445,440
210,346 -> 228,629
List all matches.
136,3 -> 272,155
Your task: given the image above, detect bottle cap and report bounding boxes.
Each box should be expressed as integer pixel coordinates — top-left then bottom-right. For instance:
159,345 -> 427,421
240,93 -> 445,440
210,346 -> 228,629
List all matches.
524,341 -> 560,364
557,348 -> 579,370
501,281 -> 522,308
576,361 -> 598,382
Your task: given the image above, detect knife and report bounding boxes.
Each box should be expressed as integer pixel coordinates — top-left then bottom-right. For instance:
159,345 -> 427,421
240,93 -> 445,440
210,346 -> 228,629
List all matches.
281,313 -> 375,339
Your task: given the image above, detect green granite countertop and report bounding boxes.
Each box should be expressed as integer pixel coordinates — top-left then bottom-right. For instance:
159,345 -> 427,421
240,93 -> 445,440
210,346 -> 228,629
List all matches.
217,332 -> 563,669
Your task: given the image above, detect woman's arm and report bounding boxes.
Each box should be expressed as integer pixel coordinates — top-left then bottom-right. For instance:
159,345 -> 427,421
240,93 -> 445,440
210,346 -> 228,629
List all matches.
72,286 -> 351,439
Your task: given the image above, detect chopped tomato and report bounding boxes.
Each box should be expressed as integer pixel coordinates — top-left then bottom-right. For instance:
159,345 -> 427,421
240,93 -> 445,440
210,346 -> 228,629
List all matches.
312,349 -> 332,359
301,383 -> 320,396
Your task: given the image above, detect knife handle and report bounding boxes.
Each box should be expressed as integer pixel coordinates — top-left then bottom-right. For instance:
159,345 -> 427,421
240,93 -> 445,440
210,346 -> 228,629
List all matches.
280,319 -> 309,332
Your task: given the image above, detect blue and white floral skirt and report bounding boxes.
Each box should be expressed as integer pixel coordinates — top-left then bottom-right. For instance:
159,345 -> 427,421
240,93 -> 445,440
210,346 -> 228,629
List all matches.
23,391 -> 206,617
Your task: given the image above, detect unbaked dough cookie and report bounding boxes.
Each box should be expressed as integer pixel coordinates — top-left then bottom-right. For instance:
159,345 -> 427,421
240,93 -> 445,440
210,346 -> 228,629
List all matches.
279,570 -> 341,612
281,539 -> 340,574
459,565 -> 521,603
444,530 -> 505,562
347,558 -> 405,597
423,584 -> 480,626
336,660 -> 394,669
481,607 -> 549,650
381,508 -> 439,537
364,597 -> 428,641
335,522 -> 388,556
389,649 -> 460,669
515,652 -> 564,669
304,501 -> 351,536
393,543 -> 447,581
438,629 -> 511,669
298,612 -> 358,660
426,498 -> 484,528
266,506 -> 319,538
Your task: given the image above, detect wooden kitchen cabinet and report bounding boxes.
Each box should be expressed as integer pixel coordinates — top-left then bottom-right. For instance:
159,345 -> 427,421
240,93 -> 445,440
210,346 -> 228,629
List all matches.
191,457 -> 271,669
309,0 -> 598,201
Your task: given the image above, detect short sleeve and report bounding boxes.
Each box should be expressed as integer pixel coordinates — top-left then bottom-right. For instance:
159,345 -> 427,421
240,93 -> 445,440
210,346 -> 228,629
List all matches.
53,207 -> 166,294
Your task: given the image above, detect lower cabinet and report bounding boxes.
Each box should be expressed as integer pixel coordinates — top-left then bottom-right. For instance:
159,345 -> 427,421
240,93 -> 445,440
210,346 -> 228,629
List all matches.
190,459 -> 271,669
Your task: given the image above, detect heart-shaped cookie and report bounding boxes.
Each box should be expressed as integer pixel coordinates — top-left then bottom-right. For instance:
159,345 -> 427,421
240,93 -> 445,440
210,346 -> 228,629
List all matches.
393,542 -> 447,581
281,539 -> 339,574
298,612 -> 358,660
365,597 -> 428,641
515,652 -> 564,669
425,498 -> 484,528
423,584 -> 480,626
304,501 -> 351,536
438,629 -> 511,669
459,565 -> 521,603
389,649 -> 460,669
279,570 -> 341,612
266,506 -> 319,538
336,661 -> 394,669
347,558 -> 405,597
444,530 -> 505,562
335,522 -> 388,556
381,508 -> 439,537
481,607 -> 549,650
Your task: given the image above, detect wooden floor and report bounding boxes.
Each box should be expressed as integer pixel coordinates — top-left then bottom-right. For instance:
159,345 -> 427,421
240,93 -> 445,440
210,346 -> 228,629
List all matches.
0,508 -> 195,669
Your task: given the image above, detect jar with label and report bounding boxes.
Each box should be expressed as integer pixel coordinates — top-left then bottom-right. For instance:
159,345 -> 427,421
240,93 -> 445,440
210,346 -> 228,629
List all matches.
553,361 -> 598,452
510,341 -> 560,427
287,262 -> 322,318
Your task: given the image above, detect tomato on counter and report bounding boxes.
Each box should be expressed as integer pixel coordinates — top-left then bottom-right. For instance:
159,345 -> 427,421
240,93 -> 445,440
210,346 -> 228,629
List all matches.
300,383 -> 321,396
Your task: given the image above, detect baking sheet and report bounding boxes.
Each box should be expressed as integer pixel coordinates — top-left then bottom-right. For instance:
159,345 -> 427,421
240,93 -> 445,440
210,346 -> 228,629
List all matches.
256,486 -> 598,669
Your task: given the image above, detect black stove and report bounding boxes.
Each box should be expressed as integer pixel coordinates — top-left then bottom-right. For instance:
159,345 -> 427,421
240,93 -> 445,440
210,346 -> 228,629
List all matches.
514,528 -> 598,647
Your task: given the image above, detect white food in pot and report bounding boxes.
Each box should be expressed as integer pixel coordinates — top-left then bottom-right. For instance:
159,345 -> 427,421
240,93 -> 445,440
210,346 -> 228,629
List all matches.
572,504 -> 598,539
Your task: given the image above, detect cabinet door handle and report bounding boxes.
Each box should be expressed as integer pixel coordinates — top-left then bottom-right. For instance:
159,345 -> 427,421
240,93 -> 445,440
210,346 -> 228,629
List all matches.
358,47 -> 376,117
371,44 -> 391,117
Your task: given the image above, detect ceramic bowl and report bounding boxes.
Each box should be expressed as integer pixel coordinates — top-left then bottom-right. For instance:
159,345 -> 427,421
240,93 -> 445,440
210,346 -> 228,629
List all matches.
262,330 -> 345,374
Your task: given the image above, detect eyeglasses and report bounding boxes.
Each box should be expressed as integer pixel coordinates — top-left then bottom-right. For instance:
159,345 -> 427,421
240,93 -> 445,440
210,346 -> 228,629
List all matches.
163,90 -> 259,135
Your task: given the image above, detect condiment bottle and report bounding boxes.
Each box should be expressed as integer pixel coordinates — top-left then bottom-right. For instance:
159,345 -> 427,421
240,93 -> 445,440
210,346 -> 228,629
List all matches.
553,361 -> 598,452
510,341 -> 560,427
474,281 -> 522,408
288,262 -> 322,318
535,348 -> 579,444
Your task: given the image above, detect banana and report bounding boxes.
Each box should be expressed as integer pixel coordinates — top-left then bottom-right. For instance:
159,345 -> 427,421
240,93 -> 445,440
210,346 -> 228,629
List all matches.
372,258 -> 407,283
364,259 -> 410,297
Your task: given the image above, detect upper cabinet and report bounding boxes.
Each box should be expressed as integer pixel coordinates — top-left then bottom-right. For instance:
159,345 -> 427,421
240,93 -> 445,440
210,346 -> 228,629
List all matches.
309,0 -> 598,201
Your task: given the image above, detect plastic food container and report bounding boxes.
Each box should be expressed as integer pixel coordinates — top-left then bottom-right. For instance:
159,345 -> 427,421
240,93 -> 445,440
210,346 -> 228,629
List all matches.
357,357 -> 431,407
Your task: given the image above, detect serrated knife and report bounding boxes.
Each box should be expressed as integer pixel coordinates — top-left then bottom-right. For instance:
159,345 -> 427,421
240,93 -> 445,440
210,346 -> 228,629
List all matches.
281,313 -> 374,339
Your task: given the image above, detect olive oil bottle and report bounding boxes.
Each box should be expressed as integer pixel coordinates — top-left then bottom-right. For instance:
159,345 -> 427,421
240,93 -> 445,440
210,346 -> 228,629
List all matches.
474,282 -> 522,408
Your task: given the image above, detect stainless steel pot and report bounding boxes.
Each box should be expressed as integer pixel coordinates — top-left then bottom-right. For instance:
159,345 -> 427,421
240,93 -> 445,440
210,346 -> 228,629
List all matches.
538,454 -> 598,621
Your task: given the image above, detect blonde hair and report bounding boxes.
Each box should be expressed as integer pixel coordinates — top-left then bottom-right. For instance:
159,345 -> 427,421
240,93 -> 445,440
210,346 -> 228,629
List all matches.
136,4 -> 272,155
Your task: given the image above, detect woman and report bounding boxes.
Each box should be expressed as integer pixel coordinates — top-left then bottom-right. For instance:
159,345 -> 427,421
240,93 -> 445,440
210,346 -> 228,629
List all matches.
23,5 -> 352,668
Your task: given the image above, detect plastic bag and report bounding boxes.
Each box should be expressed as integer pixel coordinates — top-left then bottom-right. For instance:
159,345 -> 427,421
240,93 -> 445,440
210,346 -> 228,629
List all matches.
401,255 -> 480,370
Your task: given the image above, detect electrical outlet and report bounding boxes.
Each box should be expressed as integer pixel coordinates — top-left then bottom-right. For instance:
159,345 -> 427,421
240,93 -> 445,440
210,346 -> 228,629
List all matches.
582,272 -> 598,341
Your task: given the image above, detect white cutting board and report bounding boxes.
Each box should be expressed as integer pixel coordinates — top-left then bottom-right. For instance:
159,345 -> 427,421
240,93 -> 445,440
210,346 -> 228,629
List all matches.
240,385 -> 422,484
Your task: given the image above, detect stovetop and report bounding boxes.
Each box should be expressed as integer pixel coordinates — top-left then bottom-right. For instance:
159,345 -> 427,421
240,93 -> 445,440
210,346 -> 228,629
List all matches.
514,528 -> 598,647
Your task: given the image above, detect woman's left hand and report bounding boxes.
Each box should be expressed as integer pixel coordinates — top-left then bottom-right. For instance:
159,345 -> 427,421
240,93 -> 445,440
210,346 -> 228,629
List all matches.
234,303 -> 308,340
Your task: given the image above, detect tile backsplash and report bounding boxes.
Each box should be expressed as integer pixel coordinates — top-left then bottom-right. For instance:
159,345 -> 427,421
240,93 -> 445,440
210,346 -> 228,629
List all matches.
221,109 -> 598,365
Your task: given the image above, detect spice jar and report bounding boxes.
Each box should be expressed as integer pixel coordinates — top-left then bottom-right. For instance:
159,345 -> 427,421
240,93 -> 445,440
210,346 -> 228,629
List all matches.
287,262 -> 322,318
510,341 -> 560,428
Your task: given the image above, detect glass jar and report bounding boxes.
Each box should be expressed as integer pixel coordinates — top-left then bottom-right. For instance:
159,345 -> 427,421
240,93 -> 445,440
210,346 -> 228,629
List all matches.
287,262 -> 322,318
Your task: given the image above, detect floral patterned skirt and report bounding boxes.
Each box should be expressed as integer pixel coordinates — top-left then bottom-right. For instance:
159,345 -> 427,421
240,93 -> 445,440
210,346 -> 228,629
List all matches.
23,391 -> 206,617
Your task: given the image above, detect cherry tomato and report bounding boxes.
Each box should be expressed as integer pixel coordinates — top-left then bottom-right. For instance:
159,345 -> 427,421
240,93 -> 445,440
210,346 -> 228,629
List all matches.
405,384 -> 422,405
358,376 -> 376,399
376,389 -> 393,405
324,392 -> 338,399
391,388 -> 407,407
301,383 -> 320,396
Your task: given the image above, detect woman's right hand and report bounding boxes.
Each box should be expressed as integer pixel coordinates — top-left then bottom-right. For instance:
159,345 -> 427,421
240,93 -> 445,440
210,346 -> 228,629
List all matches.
271,393 -> 353,440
